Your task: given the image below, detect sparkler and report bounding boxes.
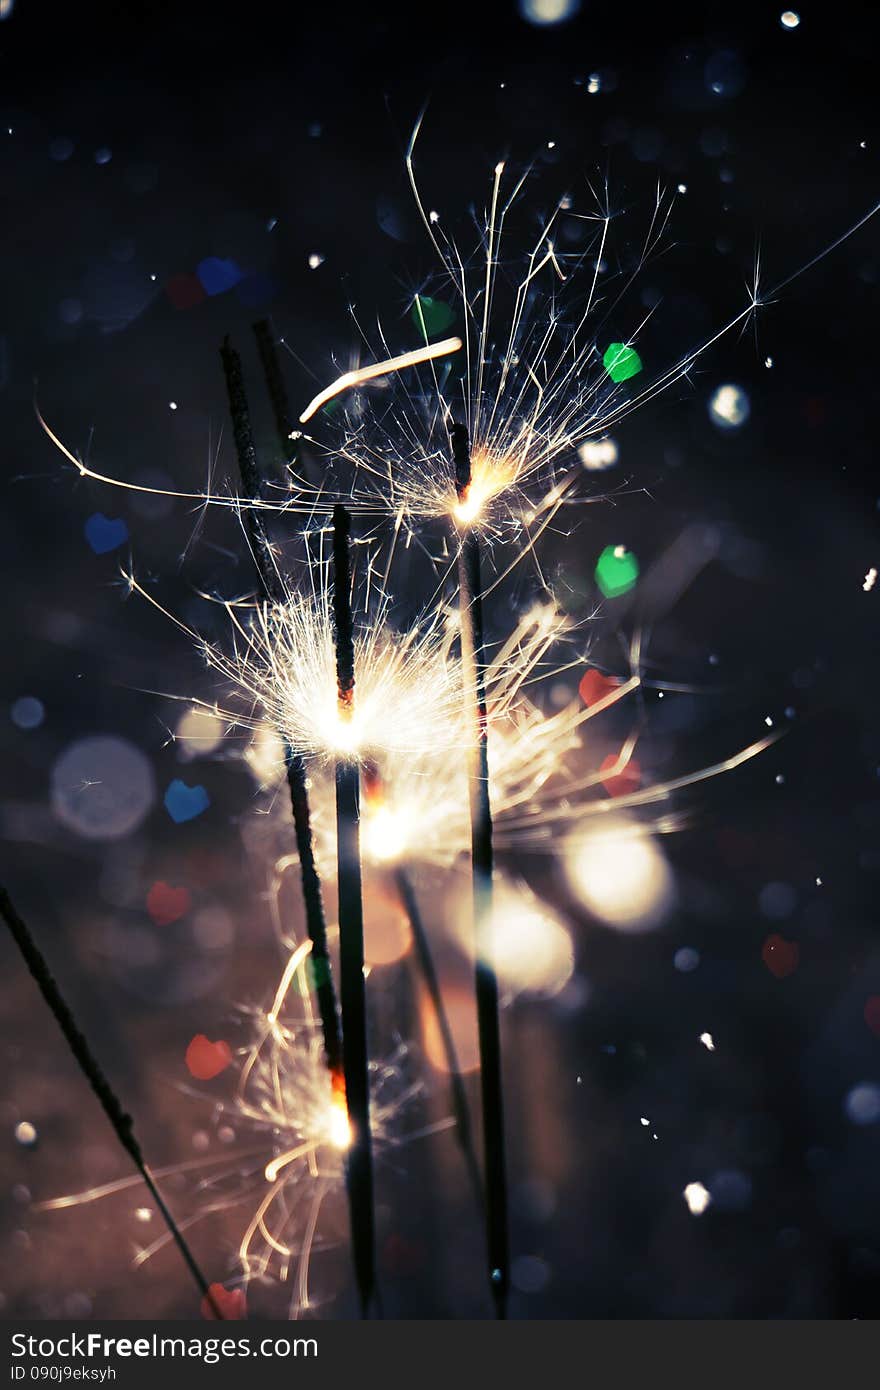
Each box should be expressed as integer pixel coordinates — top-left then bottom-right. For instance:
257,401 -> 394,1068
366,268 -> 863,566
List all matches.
35,125 -> 859,1320
0,885 -> 223,1318
39,139 -> 879,578
220,336 -> 344,1079
450,422 -> 509,1317
332,503 -> 376,1317
37,932 -> 432,1320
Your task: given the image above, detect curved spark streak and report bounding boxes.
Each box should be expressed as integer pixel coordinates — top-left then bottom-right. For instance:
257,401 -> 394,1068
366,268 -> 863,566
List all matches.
298,337 -> 463,423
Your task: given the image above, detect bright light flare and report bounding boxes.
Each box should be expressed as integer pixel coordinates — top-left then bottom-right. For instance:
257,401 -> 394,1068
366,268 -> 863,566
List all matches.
362,804 -> 409,863
683,1182 -> 711,1215
328,1076 -> 353,1151
447,875 -> 575,999
126,573 -> 464,769
452,449 -> 521,526
566,819 -> 676,930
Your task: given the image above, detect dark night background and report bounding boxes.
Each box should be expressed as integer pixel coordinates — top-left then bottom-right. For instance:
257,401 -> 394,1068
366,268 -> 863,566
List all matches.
1,0 -> 879,1319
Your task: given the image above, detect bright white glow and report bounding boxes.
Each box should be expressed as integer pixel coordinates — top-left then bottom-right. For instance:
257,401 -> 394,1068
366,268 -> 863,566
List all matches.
578,438 -> 619,471
244,723 -> 287,786
154,585 -> 466,768
780,11 -> 800,28
451,449 -> 521,526
700,1032 -> 715,1051
453,490 -> 483,524
684,1182 -> 711,1215
450,877 -> 574,998
863,567 -> 877,593
566,821 -> 675,931
708,383 -> 750,430
519,0 -> 581,26
328,1095 -> 353,1150
175,707 -> 224,760
363,805 -> 408,864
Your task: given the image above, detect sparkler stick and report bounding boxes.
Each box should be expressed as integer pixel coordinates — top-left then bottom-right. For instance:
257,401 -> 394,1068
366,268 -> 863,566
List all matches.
220,338 -> 343,1077
0,885 -> 222,1318
450,423 -> 509,1319
332,503 -> 376,1317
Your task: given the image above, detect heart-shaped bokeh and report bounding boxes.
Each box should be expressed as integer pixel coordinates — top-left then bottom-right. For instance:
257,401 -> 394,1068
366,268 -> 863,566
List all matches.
578,667 -> 622,708
863,996 -> 880,1037
146,881 -> 191,926
164,779 -> 210,824
84,512 -> 129,554
599,752 -> 641,798
165,273 -> 206,311
185,1034 -> 232,1081
200,1283 -> 247,1320
196,256 -> 244,296
762,933 -> 799,979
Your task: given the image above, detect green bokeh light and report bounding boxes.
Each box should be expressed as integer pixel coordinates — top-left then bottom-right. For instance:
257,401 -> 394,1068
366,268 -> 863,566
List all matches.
411,294 -> 456,338
603,342 -> 643,383
595,544 -> 640,597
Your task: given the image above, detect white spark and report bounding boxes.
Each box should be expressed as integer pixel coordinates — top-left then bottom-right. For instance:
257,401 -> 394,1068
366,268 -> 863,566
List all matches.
579,438 -> 619,471
700,1032 -> 715,1051
863,567 -> 877,592
683,1182 -> 711,1215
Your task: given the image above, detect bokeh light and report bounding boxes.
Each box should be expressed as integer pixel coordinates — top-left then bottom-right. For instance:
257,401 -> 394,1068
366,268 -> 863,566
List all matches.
51,735 -> 156,840
708,382 -> 750,430
518,0 -> 581,26
446,876 -> 574,998
175,707 -> 224,761
566,821 -> 676,931
363,886 -> 412,967
422,984 -> 480,1074
10,696 -> 44,730
844,1083 -> 880,1126
683,1182 -> 711,1215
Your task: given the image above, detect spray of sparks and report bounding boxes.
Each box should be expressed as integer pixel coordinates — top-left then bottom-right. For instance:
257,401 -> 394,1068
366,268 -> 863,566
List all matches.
38,928 -> 441,1319
26,128 -> 797,547
228,592 -> 778,873
32,123 -> 879,1315
121,547 -> 466,768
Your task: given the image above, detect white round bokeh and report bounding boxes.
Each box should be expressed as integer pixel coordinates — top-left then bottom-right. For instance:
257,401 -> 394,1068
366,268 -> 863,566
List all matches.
51,735 -> 156,840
